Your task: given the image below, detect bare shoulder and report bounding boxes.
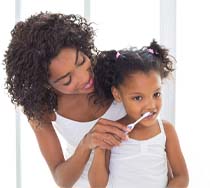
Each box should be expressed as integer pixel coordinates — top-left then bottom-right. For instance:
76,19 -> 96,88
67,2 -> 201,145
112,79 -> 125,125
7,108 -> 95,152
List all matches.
161,120 -> 176,137
29,111 -> 56,131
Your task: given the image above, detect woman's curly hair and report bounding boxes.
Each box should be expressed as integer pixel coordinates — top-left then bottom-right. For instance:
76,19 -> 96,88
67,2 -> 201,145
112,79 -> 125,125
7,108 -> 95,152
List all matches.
93,40 -> 175,104
4,12 -> 97,121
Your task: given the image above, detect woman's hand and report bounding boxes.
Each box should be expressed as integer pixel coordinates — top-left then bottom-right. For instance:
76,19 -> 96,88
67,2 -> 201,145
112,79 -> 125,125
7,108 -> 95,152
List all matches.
84,118 -> 129,150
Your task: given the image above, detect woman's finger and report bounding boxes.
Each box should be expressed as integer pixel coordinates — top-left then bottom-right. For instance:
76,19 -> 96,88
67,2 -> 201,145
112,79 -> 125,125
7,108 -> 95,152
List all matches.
92,135 -> 113,150
98,118 -> 129,132
98,124 -> 128,141
101,133 -> 121,146
96,132 -> 123,147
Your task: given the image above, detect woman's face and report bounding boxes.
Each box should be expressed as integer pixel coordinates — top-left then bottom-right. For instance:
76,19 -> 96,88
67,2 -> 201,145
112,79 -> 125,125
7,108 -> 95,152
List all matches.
48,48 -> 94,95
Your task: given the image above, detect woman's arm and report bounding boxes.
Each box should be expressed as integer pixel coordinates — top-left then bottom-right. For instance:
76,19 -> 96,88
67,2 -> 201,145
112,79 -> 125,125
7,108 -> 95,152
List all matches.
30,119 -> 92,188
88,148 -> 111,188
30,117 -> 128,188
163,121 -> 189,188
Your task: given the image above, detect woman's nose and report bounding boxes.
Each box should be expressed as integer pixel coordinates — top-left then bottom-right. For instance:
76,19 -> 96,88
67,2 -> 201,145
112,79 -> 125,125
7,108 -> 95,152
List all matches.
74,68 -> 89,88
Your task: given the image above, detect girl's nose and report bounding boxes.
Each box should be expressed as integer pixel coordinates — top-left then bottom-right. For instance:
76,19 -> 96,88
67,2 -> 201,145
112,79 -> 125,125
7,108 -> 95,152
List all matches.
144,97 -> 156,109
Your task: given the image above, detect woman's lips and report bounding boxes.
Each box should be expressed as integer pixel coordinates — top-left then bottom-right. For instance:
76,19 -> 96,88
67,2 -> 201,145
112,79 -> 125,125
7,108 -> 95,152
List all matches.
83,77 -> 94,89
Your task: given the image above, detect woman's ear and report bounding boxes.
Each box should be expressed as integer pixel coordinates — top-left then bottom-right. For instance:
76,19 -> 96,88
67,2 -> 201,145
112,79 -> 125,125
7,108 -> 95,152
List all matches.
111,86 -> 122,102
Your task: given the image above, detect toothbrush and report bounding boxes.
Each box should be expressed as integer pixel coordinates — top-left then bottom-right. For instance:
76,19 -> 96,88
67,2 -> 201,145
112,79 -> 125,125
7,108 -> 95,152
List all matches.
126,112 -> 152,133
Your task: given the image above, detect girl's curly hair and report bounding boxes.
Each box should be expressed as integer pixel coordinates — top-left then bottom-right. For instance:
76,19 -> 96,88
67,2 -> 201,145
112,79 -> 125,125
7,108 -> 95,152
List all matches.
93,40 -> 175,104
4,12 -> 97,121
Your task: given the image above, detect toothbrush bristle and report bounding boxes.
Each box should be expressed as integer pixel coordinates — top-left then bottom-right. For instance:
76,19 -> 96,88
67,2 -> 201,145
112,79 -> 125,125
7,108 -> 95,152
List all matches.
143,112 -> 151,117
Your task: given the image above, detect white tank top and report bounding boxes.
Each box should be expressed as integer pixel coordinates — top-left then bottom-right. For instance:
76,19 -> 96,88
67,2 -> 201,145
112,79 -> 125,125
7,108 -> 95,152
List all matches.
108,119 -> 168,188
53,101 -> 126,188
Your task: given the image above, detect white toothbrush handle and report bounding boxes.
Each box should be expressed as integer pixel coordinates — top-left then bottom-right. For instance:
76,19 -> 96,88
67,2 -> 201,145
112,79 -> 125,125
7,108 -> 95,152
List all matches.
126,112 -> 151,132
127,116 -> 144,130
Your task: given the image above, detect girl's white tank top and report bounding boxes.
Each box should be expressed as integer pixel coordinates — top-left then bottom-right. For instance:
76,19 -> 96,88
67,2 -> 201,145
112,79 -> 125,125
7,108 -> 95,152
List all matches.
108,119 -> 168,188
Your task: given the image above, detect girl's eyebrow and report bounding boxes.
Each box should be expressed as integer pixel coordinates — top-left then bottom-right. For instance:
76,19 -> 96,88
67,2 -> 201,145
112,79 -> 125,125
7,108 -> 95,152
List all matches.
128,87 -> 162,95
53,49 -> 79,83
154,87 -> 161,91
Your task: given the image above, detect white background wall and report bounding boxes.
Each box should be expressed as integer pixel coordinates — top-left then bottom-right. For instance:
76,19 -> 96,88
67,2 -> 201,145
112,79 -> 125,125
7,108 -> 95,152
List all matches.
0,0 -> 210,187
0,1 -> 16,188
176,0 -> 210,187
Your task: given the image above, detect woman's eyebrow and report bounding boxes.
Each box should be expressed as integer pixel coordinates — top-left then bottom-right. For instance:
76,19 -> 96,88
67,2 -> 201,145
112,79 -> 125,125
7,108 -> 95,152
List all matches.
75,49 -> 79,65
53,72 -> 70,83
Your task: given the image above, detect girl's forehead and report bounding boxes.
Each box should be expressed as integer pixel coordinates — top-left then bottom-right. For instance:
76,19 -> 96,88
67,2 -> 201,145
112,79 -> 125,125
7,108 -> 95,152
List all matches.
126,70 -> 161,81
121,71 -> 161,89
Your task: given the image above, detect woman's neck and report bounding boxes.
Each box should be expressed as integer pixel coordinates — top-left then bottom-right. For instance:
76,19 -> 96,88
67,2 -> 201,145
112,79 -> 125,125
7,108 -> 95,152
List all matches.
56,94 -> 113,122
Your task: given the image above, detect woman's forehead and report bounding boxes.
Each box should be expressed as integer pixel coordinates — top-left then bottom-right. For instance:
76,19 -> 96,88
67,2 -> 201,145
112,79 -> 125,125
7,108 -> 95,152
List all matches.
49,48 -> 78,77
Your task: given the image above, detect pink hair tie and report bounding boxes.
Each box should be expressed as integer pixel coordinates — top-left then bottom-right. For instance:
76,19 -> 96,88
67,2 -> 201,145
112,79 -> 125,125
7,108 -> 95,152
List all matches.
147,48 -> 154,54
116,52 -> 121,59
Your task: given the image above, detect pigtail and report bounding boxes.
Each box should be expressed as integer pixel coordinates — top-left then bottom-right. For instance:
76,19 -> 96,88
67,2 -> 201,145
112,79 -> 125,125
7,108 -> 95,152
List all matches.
93,50 -> 118,104
148,39 -> 175,78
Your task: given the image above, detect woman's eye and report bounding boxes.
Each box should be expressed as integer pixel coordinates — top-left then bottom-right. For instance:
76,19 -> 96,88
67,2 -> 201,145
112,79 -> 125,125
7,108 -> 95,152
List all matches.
154,92 -> 161,98
63,76 -> 71,86
133,96 -> 142,101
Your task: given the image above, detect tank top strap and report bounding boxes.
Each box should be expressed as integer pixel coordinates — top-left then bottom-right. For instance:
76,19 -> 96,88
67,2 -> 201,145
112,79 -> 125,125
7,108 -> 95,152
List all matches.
158,118 -> 165,135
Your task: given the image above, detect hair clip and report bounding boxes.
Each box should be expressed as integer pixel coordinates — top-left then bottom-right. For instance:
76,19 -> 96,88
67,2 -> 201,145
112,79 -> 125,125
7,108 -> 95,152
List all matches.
147,48 -> 154,54
116,52 -> 121,59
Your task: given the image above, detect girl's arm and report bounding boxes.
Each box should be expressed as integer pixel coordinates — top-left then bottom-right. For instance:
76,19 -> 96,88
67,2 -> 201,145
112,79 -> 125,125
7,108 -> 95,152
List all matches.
88,148 -> 111,188
30,116 -> 126,188
163,120 -> 189,188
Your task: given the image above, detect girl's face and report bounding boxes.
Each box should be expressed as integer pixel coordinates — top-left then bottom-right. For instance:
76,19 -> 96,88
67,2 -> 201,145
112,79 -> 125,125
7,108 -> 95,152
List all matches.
112,70 -> 162,127
48,48 -> 94,95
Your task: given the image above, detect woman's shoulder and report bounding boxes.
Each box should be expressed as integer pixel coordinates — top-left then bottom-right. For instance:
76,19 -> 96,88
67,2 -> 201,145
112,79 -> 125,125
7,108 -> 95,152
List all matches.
103,101 -> 126,120
29,111 -> 56,130
111,101 -> 126,113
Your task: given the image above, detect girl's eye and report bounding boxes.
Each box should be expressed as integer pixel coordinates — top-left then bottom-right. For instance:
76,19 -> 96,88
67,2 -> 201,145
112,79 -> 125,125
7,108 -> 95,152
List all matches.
63,76 -> 71,86
154,91 -> 161,98
133,96 -> 143,101
77,56 -> 85,66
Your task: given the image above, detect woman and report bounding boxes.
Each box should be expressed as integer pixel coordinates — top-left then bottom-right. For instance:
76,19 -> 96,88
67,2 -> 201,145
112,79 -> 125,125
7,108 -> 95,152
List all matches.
4,12 -> 128,188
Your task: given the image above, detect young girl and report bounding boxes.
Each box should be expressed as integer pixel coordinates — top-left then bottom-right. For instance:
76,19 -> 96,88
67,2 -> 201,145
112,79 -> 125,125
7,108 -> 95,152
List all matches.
88,40 -> 189,188
4,12 -> 128,188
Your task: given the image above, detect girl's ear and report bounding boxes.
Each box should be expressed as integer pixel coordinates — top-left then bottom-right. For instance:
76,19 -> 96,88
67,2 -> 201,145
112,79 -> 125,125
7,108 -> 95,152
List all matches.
111,86 -> 122,102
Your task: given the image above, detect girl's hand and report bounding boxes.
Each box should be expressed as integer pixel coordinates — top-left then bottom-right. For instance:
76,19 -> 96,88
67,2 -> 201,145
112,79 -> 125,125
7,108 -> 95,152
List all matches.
84,118 -> 129,150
